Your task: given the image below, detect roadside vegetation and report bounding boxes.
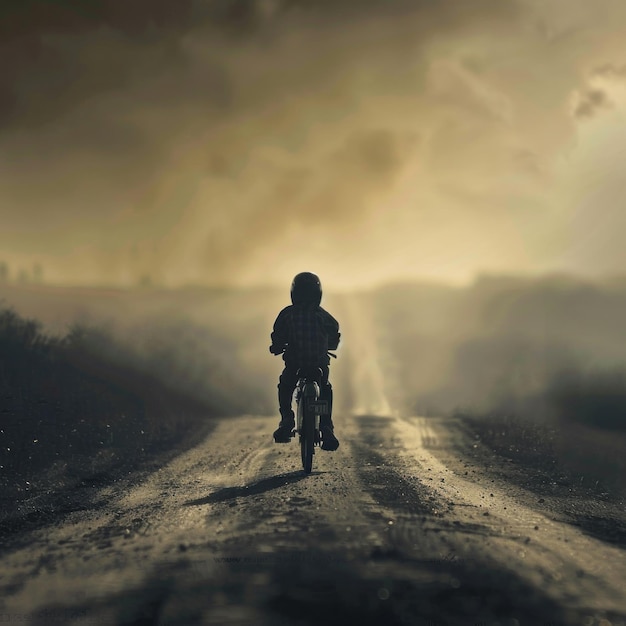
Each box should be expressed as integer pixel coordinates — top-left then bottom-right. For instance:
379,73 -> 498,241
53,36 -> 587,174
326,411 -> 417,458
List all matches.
457,368 -> 626,496
371,275 -> 626,495
0,307 -> 214,496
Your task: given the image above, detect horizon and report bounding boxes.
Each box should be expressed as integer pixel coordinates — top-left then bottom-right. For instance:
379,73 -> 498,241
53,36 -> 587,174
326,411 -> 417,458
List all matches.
3,268 -> 626,295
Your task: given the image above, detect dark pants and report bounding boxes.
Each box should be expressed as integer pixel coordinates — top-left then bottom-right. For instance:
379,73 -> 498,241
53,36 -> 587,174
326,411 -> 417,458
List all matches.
278,364 -> 333,425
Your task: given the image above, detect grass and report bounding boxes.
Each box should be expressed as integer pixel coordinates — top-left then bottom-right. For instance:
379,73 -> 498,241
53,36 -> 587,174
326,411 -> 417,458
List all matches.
457,412 -> 560,469
456,400 -> 626,497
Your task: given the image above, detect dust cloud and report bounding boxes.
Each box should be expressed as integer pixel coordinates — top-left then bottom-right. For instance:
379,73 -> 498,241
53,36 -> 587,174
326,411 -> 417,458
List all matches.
5,270 -> 626,431
3,268 -> 626,493
364,275 -> 622,409
0,282 -> 286,415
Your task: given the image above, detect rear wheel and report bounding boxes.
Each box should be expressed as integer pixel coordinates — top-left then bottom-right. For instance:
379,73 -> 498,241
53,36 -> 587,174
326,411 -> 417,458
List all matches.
301,408 -> 315,474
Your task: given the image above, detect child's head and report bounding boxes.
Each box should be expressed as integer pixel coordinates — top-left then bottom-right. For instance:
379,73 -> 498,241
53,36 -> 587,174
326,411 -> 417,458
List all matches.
291,272 -> 322,306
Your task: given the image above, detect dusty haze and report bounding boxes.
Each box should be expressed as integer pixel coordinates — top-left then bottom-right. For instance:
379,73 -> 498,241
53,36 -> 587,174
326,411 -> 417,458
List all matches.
2,0 -> 626,288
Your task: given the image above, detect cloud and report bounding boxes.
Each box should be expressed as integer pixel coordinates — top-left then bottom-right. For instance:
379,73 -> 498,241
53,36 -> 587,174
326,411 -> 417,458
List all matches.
163,127 -> 420,280
3,0 -> 626,287
573,88 -> 613,119
591,63 -> 626,79
427,60 -> 514,123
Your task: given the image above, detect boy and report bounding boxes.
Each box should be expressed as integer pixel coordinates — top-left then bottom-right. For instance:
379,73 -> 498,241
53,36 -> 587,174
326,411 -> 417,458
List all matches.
269,272 -> 340,451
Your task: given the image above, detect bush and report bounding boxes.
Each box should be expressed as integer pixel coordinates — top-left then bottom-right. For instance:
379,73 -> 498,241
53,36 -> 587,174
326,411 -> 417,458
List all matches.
0,308 -> 209,487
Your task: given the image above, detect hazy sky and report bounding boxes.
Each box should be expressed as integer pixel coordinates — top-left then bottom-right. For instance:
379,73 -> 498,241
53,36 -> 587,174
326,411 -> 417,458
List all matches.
1,0 -> 626,289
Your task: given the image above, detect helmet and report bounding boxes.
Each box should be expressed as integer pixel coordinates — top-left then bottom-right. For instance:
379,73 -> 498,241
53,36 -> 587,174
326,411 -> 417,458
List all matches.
291,272 -> 322,306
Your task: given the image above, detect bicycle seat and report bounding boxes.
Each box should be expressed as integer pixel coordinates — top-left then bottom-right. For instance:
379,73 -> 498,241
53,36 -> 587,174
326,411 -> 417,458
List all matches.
296,367 -> 323,381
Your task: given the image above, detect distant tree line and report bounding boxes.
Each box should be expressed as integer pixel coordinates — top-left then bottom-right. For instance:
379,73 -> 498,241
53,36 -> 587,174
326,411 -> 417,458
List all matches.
0,261 -> 44,284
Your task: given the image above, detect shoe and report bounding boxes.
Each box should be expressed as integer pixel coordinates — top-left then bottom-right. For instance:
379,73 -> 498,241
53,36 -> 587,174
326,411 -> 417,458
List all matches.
273,420 -> 294,443
320,426 -> 339,451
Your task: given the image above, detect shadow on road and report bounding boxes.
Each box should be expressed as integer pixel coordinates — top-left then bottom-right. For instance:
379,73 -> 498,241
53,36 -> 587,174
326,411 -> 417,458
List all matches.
35,544 -> 578,626
184,471 -> 313,505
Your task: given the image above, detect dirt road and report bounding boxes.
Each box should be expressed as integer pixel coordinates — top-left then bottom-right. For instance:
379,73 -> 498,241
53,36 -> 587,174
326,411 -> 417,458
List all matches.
1,410 -> 625,626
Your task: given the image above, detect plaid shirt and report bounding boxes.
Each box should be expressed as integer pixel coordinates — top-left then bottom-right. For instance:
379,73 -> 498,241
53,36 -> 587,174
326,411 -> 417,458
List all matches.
270,304 -> 340,366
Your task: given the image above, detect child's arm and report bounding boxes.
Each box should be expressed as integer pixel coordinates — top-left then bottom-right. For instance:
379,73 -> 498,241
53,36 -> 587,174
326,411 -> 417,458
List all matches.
324,312 -> 340,350
269,308 -> 289,354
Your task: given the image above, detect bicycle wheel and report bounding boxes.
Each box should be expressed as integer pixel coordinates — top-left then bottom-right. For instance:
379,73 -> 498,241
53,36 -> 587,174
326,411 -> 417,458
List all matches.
300,407 -> 315,474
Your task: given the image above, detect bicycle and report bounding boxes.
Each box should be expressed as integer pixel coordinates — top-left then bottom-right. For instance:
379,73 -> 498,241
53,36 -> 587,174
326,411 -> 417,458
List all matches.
294,354 -> 336,473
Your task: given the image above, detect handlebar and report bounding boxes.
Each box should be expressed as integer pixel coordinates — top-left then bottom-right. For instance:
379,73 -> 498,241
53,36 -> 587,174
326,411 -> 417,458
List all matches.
269,345 -> 338,359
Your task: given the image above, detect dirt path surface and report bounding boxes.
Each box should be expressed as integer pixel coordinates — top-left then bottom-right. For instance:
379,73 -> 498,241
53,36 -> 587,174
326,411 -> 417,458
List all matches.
1,411 -> 625,626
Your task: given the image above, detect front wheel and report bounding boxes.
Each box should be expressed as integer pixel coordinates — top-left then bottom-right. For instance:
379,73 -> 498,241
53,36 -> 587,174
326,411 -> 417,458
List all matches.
300,409 -> 315,474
